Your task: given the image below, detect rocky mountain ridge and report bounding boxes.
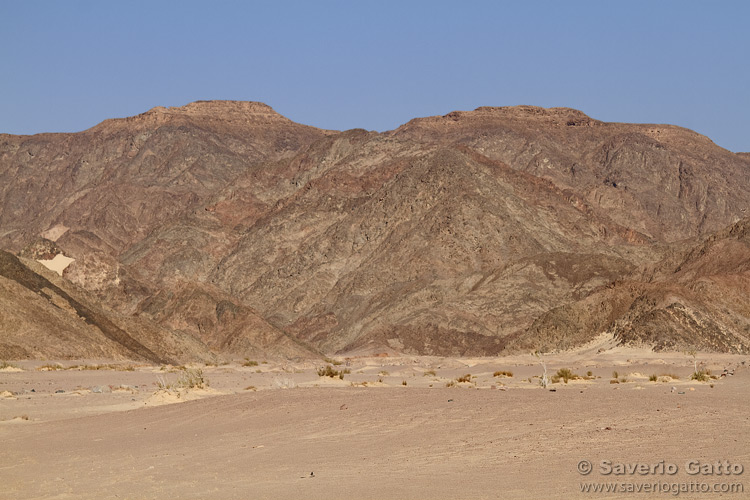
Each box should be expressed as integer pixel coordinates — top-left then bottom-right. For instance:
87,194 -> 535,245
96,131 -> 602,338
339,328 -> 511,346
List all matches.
1,101 -> 748,360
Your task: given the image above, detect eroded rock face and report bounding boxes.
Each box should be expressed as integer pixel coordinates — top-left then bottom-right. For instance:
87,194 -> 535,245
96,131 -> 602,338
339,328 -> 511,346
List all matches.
1,102 -> 749,359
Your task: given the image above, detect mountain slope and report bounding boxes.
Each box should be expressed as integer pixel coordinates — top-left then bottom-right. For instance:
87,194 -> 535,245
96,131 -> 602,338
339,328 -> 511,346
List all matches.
1,102 -> 748,359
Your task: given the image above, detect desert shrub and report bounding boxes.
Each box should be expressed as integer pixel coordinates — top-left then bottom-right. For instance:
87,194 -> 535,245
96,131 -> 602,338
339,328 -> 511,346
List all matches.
612,370 -> 619,379
38,363 -> 64,371
649,374 -> 658,382
493,370 -> 513,378
324,357 -> 343,366
317,365 -> 345,379
619,377 -> 628,383
175,367 -> 207,389
456,374 -> 472,383
609,379 -> 619,384
402,380 -> 407,386
243,359 -> 259,367
445,380 -> 456,388
551,368 -> 579,384
586,371 -> 593,377
0,361 -> 17,369
691,369 -> 711,382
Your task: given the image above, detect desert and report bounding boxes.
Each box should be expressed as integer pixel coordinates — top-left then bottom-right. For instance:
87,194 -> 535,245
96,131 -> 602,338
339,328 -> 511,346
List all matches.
2,341 -> 748,499
3,9 -> 750,495
2,98 -> 749,498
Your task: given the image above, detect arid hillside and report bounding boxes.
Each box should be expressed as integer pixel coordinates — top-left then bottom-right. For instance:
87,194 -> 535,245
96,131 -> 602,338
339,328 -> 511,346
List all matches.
1,102 -> 748,359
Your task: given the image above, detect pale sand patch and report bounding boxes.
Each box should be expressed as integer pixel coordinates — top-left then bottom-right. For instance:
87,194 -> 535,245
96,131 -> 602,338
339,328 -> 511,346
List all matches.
143,387 -> 225,407
0,366 -> 23,373
36,253 -> 75,276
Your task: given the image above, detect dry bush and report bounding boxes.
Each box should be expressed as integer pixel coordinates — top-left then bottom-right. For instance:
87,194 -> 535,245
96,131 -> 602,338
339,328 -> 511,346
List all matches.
157,367 -> 208,391
456,374 -> 472,383
691,369 -> 711,382
493,370 -> 513,378
242,359 -> 259,367
317,365 -> 346,379
551,368 -> 579,384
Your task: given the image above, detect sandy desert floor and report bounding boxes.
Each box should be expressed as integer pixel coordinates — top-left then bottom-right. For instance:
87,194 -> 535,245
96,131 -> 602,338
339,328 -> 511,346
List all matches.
1,342 -> 749,499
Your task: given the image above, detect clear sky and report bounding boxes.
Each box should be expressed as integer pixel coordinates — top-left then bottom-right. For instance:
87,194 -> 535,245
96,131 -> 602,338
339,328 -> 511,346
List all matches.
1,1 -> 748,151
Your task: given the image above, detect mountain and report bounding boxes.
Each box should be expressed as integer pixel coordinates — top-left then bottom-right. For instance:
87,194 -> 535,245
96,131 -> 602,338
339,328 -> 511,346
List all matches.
1,102 -> 748,360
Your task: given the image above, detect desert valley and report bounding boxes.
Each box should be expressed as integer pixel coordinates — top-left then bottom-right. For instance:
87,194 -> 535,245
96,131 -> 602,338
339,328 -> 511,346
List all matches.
1,101 -> 749,499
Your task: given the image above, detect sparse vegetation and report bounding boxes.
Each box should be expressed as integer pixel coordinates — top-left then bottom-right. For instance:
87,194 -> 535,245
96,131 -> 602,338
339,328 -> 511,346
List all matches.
619,377 -> 628,383
317,365 -> 346,379
37,363 -> 135,372
551,368 -> 579,384
649,374 -> 658,382
586,371 -> 593,377
691,369 -> 711,382
424,370 -> 436,377
456,374 -> 472,383
493,370 -> 513,378
156,367 -> 208,391
445,380 -> 456,388
0,361 -> 17,370
610,379 -> 619,384
402,380 -> 407,386
38,363 -> 65,371
176,367 -> 208,389
242,359 -> 259,367
244,385 -> 257,391
612,370 -> 619,379
323,357 -> 343,366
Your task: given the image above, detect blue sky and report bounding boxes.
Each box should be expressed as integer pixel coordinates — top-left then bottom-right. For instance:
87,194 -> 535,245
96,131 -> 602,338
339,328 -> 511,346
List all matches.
1,1 -> 748,151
